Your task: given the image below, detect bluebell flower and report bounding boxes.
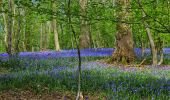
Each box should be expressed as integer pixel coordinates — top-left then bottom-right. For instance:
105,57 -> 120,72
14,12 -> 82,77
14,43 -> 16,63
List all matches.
0,48 -> 169,60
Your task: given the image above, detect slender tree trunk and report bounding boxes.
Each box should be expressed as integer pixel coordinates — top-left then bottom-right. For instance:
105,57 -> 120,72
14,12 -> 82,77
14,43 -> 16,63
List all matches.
51,0 -> 60,51
112,0 -> 136,63
79,0 -> 90,49
46,21 -> 51,49
44,22 -> 47,50
138,0 -> 157,66
143,17 -> 157,66
23,13 -> 26,51
40,22 -> 47,51
96,22 -> 101,48
11,0 -> 15,50
138,31 -> 145,57
19,7 -> 26,51
89,25 -> 93,48
24,11 -> 32,51
25,23 -> 30,51
7,0 -> 13,55
1,0 -> 8,52
15,8 -> 21,53
40,23 -> 43,51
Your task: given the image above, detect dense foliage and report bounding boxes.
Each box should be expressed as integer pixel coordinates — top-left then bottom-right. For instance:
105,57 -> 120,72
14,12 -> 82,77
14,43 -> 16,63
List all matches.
0,0 -> 169,52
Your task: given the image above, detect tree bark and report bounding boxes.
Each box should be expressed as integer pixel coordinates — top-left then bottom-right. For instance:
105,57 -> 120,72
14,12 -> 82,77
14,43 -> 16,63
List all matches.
138,0 -> 157,66
1,0 -> 8,52
7,0 -> 13,55
40,23 -> 43,51
14,8 -> 21,53
51,0 -> 60,51
112,0 -> 136,63
79,0 -> 91,49
44,22 -> 47,50
46,21 -> 51,49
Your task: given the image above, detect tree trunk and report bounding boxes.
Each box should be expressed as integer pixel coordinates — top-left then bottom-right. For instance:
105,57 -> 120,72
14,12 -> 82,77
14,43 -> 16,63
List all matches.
51,0 -> 60,51
14,8 -> 21,53
143,21 -> 157,65
40,23 -> 43,51
46,21 -> 51,49
112,0 -> 135,63
1,0 -> 8,52
44,22 -> 47,50
79,0 -> 90,49
7,0 -> 13,55
138,0 -> 157,66
11,0 -> 16,50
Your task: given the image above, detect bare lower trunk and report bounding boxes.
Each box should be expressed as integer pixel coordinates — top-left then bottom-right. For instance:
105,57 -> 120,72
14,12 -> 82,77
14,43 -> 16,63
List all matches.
112,30 -> 136,63
112,0 -> 135,63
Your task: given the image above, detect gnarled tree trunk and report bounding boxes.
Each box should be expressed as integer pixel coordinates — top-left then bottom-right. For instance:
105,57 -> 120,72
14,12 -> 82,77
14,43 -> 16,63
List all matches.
112,0 -> 135,63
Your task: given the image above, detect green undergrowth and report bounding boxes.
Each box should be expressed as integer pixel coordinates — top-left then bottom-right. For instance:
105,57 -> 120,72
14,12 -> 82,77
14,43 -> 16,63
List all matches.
0,56 -> 170,99
0,67 -> 169,99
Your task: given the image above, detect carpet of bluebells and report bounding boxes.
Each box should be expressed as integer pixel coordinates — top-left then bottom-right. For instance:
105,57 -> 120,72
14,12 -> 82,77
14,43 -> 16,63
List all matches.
0,48 -> 170,99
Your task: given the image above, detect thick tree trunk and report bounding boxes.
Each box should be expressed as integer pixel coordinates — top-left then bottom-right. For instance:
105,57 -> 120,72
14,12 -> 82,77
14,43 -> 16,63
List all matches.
112,0 -> 135,63
79,0 -> 90,48
51,0 -> 60,51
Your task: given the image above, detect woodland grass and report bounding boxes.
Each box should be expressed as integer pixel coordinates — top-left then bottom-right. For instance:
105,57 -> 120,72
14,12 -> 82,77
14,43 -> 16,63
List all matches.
0,56 -> 170,99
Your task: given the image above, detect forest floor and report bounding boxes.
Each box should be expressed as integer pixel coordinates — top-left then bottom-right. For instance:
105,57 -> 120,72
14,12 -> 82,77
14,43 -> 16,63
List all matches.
0,89 -> 107,100
0,48 -> 170,100
0,90 -> 70,100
